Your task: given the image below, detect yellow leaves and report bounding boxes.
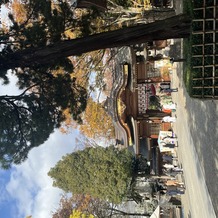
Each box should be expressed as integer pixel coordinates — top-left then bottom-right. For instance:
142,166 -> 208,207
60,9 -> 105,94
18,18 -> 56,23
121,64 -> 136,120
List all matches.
79,98 -> 115,139
133,0 -> 151,9
64,29 -> 78,39
69,209 -> 94,218
60,108 -> 78,134
11,0 -> 28,24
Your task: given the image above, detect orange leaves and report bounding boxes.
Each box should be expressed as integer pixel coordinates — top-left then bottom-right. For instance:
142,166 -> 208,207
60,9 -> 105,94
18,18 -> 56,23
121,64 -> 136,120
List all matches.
60,108 -> 78,134
11,0 -> 27,24
79,98 -> 115,139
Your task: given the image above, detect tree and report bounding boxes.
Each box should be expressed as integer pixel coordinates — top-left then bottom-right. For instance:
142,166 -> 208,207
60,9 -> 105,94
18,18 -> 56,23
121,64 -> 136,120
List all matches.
80,98 -> 115,140
52,194 -> 152,218
48,146 -> 134,204
0,69 -> 87,168
11,0 -> 28,24
69,210 -> 94,218
0,0 -> 90,168
0,14 -> 191,71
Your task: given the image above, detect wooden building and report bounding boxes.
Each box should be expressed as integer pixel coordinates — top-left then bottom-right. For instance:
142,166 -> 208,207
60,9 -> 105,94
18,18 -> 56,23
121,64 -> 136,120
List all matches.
115,43 -> 174,174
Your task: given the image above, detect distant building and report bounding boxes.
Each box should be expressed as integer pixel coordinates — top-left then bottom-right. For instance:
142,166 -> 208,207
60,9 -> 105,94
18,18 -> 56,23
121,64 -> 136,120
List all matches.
112,42 -> 174,175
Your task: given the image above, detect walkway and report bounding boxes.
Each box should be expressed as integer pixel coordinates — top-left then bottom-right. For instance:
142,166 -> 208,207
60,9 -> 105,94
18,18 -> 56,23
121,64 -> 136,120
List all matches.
171,54 -> 218,218
171,0 -> 218,217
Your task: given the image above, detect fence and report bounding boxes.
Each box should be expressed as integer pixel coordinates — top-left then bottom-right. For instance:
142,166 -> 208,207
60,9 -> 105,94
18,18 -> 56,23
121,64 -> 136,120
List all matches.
192,0 -> 218,99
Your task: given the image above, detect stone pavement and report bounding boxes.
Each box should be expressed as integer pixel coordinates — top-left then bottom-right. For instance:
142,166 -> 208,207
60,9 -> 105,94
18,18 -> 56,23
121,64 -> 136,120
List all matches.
170,52 -> 218,218
169,1 -> 218,217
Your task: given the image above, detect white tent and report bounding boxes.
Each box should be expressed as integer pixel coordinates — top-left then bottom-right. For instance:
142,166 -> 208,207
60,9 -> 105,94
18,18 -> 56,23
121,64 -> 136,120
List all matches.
150,206 -> 160,218
158,131 -> 177,153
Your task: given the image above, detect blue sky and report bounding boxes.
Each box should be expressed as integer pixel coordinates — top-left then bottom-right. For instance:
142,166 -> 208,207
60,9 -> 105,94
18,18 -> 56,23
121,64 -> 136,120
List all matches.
0,70 -> 108,218
0,129 -> 81,218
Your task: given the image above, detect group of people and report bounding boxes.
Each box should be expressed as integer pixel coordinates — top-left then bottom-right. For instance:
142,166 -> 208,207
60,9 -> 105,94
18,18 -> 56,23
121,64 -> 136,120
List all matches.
157,83 -> 185,196
159,155 -> 185,196
158,83 -> 178,113
157,178 -> 185,196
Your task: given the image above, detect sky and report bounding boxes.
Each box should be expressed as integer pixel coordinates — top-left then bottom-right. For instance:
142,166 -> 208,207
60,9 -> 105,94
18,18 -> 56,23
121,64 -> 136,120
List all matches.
0,129 -> 81,218
0,72 -> 83,218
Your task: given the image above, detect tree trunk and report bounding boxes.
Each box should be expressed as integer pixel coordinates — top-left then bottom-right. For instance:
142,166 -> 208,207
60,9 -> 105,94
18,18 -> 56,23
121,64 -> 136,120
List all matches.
0,14 -> 191,70
142,8 -> 176,21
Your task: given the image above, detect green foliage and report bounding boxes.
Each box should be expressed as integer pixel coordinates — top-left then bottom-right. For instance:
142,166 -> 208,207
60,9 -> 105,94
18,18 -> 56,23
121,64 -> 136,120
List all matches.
0,93 -> 62,168
183,0 -> 193,96
148,95 -> 161,110
48,146 -> 134,204
80,98 -> 115,139
0,68 -> 87,168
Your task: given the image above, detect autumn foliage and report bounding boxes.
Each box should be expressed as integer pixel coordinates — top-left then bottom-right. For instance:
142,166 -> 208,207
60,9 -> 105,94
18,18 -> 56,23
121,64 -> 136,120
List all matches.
80,98 -> 115,139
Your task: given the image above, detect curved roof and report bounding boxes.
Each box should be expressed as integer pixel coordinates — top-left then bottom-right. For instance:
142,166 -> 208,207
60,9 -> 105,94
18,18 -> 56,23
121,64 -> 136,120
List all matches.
115,65 -> 135,147
108,47 -> 136,148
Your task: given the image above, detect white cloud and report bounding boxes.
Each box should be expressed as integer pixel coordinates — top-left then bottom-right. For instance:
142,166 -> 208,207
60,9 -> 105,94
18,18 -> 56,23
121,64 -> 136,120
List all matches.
5,129 -> 80,218
0,71 -> 22,95
0,178 -> 10,204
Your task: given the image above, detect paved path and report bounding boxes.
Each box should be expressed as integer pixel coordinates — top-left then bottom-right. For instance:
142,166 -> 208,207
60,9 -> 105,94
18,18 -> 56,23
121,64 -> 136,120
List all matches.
171,60 -> 218,218
171,1 -> 218,217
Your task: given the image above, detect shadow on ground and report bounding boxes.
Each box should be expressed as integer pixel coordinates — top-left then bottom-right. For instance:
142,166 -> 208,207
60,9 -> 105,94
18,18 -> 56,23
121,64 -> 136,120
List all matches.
177,68 -> 218,217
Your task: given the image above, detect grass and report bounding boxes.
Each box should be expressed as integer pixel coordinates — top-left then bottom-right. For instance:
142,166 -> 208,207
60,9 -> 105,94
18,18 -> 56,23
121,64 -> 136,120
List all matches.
183,0 -> 194,95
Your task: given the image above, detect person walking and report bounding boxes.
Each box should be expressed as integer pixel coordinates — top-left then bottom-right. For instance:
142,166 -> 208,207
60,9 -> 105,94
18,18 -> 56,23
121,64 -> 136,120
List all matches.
171,166 -> 183,173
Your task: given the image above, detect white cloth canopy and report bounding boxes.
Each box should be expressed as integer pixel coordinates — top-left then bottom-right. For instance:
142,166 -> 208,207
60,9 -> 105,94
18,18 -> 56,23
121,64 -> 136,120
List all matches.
150,206 -> 160,218
158,131 -> 176,153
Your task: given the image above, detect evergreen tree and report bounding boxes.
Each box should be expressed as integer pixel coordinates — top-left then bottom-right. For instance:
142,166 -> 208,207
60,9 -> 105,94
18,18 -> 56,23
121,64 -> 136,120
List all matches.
0,14 -> 191,71
0,68 -> 87,168
48,146 -> 134,204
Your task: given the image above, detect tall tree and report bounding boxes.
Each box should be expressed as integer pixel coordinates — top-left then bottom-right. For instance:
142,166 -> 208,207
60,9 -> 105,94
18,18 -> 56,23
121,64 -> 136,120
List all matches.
0,68 -> 87,168
0,14 -> 191,71
0,0 -> 89,168
48,146 -> 134,204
